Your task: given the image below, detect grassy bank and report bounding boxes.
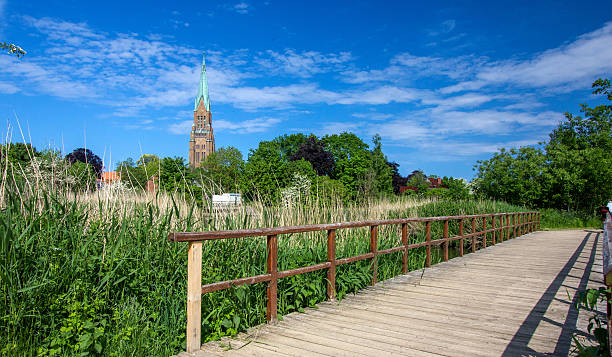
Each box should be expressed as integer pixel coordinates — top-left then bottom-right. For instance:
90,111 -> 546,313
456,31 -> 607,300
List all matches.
539,208 -> 601,230
2,188 -> 530,356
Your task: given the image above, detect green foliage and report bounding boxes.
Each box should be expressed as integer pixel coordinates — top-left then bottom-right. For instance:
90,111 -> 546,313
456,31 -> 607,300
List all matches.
0,42 -> 26,57
473,78 -> 612,213
474,146 -> 546,207
243,140 -> 287,202
539,208 -> 600,229
407,170 -> 429,195
322,132 -> 372,200
0,142 -> 38,164
1,185 -> 525,356
68,161 -> 98,191
572,287 -> 610,356
442,177 -> 470,200
200,146 -> 244,193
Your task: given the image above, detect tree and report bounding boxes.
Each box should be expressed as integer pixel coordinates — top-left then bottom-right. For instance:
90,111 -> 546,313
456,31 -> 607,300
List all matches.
473,78 -> 612,213
1,42 -> 26,57
474,147 -> 546,207
442,176 -> 470,200
65,148 -> 103,178
0,143 -> 38,165
289,136 -> 334,176
386,161 -> 407,194
200,146 -> 244,193
406,170 -> 429,195
322,132 -> 371,200
116,157 -> 148,190
243,140 -> 287,202
273,133 -> 307,161
369,134 -> 393,196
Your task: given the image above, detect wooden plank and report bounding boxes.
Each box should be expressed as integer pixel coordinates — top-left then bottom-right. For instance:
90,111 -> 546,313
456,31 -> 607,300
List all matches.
186,241 -> 202,353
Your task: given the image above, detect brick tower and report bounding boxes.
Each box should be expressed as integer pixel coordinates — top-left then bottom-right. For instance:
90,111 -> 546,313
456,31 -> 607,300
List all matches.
189,52 -> 215,168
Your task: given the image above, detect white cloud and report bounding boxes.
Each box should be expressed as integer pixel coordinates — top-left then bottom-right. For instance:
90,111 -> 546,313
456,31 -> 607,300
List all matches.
255,49 -> 352,78
442,22 -> 612,93
233,2 -> 251,14
168,120 -> 193,135
215,117 -> 280,133
428,19 -> 456,36
0,81 -> 19,94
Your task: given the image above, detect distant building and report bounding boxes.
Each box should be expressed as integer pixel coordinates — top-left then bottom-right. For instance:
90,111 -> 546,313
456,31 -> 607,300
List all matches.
146,176 -> 158,193
212,193 -> 242,206
189,52 -> 215,168
96,171 -> 121,188
399,175 -> 447,193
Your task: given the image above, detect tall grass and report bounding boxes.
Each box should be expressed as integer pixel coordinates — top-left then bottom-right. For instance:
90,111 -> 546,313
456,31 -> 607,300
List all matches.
0,148 -> 530,356
539,208 -> 601,230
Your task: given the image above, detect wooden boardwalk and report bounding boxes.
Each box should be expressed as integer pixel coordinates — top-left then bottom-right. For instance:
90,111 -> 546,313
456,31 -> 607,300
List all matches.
180,229 -> 604,357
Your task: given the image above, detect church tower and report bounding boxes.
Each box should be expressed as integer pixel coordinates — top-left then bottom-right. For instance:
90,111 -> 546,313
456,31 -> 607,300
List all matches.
189,52 -> 215,168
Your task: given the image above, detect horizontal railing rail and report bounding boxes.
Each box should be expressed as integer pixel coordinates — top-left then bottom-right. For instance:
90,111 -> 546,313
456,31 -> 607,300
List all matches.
170,211 -> 540,353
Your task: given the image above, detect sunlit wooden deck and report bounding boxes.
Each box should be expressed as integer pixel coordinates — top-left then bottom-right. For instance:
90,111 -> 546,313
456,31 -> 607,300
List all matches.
179,230 -> 603,356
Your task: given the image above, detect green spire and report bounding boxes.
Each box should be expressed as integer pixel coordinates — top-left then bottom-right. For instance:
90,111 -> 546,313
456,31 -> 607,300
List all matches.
194,52 -> 210,111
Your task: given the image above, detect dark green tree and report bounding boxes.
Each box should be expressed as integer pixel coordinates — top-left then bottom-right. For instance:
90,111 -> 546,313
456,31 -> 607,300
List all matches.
289,136 -> 334,176
65,148 -> 103,178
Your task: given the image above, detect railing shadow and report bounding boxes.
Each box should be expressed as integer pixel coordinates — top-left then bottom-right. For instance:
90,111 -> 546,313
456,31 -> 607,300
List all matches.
501,231 -> 600,356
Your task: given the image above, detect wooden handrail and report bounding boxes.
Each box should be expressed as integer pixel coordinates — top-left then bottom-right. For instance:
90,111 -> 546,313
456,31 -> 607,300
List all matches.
171,211 -> 540,353
602,211 -> 612,356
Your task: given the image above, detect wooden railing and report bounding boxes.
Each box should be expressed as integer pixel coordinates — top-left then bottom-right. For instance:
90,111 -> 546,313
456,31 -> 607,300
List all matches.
169,211 -> 540,352
602,211 -> 612,355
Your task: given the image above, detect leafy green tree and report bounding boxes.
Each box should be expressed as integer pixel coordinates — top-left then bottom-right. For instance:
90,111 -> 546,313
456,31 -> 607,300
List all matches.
158,157 -> 193,193
369,134 -> 393,196
273,133 -> 307,161
474,147 -> 546,207
441,176 -> 470,200
243,140 -> 287,202
0,143 -> 38,165
406,170 -> 429,195
473,78 -> 611,213
200,147 -> 244,193
322,132 -> 371,200
116,158 -> 148,190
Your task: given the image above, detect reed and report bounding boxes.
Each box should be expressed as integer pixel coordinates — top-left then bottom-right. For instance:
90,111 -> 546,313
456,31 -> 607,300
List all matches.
0,147 -> 529,356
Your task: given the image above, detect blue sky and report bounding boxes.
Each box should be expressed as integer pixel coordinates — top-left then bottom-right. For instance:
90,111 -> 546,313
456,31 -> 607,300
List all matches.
1,0 -> 611,179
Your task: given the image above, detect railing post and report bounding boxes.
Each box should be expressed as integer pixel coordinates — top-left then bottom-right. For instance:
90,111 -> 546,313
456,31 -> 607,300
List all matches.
401,223 -> 408,274
506,215 -> 510,241
186,241 -> 202,353
459,219 -> 464,257
443,220 -> 449,261
471,218 -> 476,253
513,214 -> 517,238
518,214 -> 522,236
499,216 -> 504,242
482,216 -> 487,249
327,229 -> 336,301
425,221 -> 431,267
492,215 -> 496,245
266,234 -> 278,322
370,225 -> 378,285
